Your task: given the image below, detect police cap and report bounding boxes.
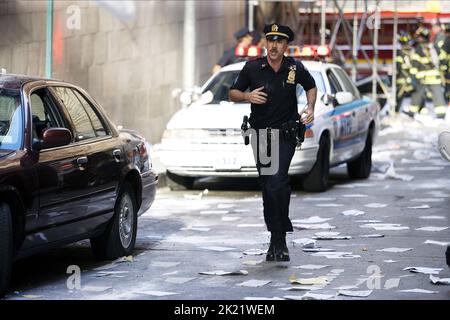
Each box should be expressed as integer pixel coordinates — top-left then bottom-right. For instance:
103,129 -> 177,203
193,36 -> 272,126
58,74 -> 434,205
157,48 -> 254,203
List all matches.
234,27 -> 250,40
264,23 -> 294,42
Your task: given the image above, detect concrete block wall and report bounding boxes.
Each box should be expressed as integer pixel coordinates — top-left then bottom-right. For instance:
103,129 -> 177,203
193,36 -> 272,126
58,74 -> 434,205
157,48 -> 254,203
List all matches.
0,0 -> 245,143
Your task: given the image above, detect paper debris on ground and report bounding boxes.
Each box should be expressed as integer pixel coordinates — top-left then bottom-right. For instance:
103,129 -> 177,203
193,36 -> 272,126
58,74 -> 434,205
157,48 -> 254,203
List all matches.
384,278 -> 401,289
376,247 -> 413,253
150,261 -> 181,268
199,246 -> 235,252
341,209 -> 365,216
423,240 -> 450,246
429,275 -> 450,285
180,226 -> 211,232
297,293 -> 335,300
243,296 -> 284,300
303,248 -> 336,252
293,223 -> 336,230
135,290 -> 177,297
360,223 -> 409,231
183,189 -> 208,200
415,226 -> 449,232
419,216 -> 446,220
237,224 -> 265,228
398,289 -> 438,294
292,265 -> 330,270
222,216 -> 241,222
95,271 -> 129,278
360,234 -> 385,238
313,235 -> 352,240
403,267 -> 442,275
333,285 -> 359,290
411,198 -> 445,202
407,205 -> 431,209
114,255 -> 134,263
243,249 -> 266,256
338,290 -> 373,297
312,252 -> 361,259
237,279 -> 271,287
200,210 -> 229,215
81,285 -> 113,292
280,286 -> 323,291
426,190 -> 450,198
342,194 -> 368,198
162,271 -> 179,276
165,277 -> 196,284
356,220 -> 383,223
289,275 -> 329,286
242,260 -> 263,266
372,163 -> 414,181
303,197 -> 336,201
315,231 -> 340,237
22,295 -> 42,299
384,260 -> 397,263
291,216 -> 332,224
292,238 -> 317,248
315,204 -> 344,207
199,270 -> 248,276
364,203 -> 388,208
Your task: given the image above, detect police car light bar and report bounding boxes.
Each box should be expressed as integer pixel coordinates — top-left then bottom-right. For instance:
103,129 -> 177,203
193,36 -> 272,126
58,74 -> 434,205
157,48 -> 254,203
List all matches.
247,46 -> 261,58
288,45 -> 331,59
235,46 -> 247,57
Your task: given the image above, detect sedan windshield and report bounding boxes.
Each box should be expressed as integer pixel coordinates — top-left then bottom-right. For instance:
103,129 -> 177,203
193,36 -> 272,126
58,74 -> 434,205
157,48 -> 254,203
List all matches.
0,88 -> 23,150
204,69 -> 326,104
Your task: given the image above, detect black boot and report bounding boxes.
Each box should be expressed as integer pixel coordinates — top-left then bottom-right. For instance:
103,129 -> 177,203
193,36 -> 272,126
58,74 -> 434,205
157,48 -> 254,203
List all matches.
274,237 -> 290,262
266,240 -> 275,262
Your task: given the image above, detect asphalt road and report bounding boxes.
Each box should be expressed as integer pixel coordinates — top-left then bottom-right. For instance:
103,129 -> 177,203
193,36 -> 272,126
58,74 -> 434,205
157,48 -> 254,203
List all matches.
4,114 -> 450,300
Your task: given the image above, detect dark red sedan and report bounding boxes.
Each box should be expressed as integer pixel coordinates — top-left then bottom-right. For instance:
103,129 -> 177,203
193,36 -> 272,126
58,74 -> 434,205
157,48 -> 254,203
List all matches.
0,74 -> 158,296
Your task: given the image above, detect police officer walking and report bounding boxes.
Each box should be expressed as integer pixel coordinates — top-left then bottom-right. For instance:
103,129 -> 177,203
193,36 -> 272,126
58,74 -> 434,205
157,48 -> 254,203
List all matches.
409,27 -> 447,118
229,24 -> 317,262
395,31 -> 414,113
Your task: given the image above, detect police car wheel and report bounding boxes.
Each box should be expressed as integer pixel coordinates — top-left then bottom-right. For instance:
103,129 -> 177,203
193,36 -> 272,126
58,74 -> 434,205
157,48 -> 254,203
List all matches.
347,130 -> 373,179
166,171 -> 195,190
302,135 -> 330,192
0,202 -> 13,298
90,182 -> 137,260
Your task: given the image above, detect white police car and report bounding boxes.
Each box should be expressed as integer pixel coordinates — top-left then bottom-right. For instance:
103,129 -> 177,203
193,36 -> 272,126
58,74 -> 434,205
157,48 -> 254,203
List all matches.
158,50 -> 380,192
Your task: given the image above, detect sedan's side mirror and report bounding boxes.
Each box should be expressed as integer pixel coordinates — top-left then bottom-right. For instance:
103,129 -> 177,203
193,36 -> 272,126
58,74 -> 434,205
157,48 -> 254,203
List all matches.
33,128 -> 72,151
335,91 -> 353,105
438,131 -> 450,162
321,93 -> 333,105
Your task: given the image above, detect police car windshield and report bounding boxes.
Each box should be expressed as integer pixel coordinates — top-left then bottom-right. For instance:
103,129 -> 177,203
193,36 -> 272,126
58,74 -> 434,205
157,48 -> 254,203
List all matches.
204,70 -> 325,104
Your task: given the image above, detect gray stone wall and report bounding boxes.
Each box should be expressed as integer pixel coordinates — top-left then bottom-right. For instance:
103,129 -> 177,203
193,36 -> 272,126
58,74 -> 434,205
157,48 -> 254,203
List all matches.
0,0 -> 245,143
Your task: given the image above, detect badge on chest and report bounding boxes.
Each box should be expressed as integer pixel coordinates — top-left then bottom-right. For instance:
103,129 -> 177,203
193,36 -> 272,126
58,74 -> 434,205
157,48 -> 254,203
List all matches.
287,64 -> 296,84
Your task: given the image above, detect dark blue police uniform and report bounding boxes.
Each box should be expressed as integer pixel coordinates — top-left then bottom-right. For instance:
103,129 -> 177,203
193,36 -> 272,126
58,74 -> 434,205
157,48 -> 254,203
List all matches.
230,24 -> 316,262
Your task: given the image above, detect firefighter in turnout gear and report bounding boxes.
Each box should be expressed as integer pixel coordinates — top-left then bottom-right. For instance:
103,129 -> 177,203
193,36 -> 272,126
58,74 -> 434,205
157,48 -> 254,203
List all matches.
438,24 -> 450,106
409,27 -> 447,118
395,31 -> 414,113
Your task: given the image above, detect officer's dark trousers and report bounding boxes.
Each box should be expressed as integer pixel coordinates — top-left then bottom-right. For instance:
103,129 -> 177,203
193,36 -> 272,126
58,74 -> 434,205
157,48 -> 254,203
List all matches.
252,131 -> 295,235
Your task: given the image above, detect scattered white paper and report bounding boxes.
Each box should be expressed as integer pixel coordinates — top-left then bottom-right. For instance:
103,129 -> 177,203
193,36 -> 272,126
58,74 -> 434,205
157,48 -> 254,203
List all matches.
165,277 -> 196,284
429,275 -> 450,285
313,235 -> 352,240
415,226 -> 449,232
315,203 -> 344,207
383,260 -> 397,263
200,246 -> 235,252
136,290 -> 177,297
342,194 -> 368,198
243,249 -> 266,256
303,197 -> 336,201
423,240 -> 450,246
81,285 -> 112,292
315,231 -> 340,237
384,278 -> 401,289
221,216 -> 241,222
180,226 -> 211,232
338,290 -> 372,297
311,252 -> 361,259
341,209 -> 365,216
411,198 -> 445,202
291,216 -> 332,224
364,203 -> 388,208
237,224 -> 265,228
376,247 -> 413,253
296,293 -> 335,300
113,256 -> 134,263
419,216 -> 446,220
237,279 -> 271,287
360,234 -> 385,238
280,286 -> 323,291
289,276 -> 329,286
360,223 -> 409,231
356,220 -> 383,223
200,210 -> 229,215
199,270 -> 248,276
303,248 -> 336,252
292,238 -> 317,248
242,260 -> 263,266
292,265 -> 330,270
398,289 -> 438,294
333,285 -> 359,290
407,204 -> 431,209
243,296 -> 284,300
403,267 -> 442,275
293,223 -> 336,230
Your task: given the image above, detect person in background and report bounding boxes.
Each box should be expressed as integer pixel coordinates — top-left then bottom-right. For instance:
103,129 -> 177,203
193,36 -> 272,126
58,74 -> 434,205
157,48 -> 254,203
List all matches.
212,27 -> 253,74
395,31 -> 414,113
